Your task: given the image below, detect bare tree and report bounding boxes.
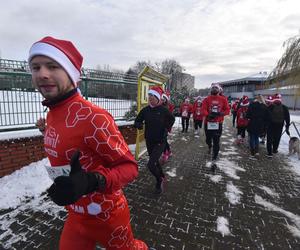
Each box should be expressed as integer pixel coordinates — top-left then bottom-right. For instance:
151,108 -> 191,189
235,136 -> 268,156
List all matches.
160,59 -> 183,75
131,60 -> 153,74
276,35 -> 300,74
269,34 -> 300,89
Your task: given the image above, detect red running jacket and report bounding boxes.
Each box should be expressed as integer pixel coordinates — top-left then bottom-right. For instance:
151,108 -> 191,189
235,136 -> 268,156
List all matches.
192,102 -> 204,121
43,91 -> 138,216
201,95 -> 230,124
236,106 -> 249,127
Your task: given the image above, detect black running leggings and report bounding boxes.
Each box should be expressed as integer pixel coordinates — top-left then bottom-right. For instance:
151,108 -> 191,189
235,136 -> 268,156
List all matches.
146,140 -> 166,182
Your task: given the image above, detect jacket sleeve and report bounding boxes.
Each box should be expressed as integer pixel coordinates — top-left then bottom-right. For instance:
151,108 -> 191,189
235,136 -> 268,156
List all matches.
223,98 -> 230,115
164,108 -> 175,130
200,98 -> 209,117
86,112 -> 138,194
189,104 -> 193,114
179,103 -> 183,114
245,105 -> 252,119
283,105 -> 290,127
134,108 -> 145,129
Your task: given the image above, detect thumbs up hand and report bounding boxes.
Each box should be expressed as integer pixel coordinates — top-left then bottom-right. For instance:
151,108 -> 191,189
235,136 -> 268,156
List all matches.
47,150 -> 106,206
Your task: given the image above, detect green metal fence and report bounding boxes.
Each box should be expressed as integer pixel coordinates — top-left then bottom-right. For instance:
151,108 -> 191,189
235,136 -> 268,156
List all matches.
0,59 -> 138,131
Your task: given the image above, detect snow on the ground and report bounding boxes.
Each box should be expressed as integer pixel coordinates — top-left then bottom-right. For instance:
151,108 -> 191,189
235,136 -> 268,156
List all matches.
225,181 -> 243,205
0,158 -> 52,210
216,216 -> 231,236
255,194 -> 300,238
217,158 -> 246,180
258,185 -> 280,198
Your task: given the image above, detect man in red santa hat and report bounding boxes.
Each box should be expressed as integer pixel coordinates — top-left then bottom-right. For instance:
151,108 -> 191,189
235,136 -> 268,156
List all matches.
201,83 -> 230,170
29,36 -> 148,250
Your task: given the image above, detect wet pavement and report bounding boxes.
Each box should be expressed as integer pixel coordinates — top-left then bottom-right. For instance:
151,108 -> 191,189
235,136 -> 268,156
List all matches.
1,118 -> 300,250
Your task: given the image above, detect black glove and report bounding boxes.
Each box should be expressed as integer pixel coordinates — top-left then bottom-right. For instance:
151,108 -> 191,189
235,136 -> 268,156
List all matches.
47,151 -> 106,206
207,112 -> 220,120
134,121 -> 143,130
286,127 -> 290,136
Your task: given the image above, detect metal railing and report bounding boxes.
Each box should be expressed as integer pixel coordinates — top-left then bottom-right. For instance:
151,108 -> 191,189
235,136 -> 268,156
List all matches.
0,59 -> 138,131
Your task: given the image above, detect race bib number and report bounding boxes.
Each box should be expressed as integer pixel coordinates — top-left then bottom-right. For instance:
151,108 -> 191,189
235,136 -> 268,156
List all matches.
182,110 -> 188,117
207,122 -> 219,130
45,165 -> 71,181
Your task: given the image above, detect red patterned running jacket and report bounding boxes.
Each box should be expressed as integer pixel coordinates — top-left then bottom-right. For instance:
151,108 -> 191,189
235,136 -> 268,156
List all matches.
43,90 -> 138,216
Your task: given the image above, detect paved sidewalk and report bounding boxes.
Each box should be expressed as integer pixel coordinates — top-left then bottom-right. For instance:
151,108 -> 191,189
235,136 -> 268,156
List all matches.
1,118 -> 300,249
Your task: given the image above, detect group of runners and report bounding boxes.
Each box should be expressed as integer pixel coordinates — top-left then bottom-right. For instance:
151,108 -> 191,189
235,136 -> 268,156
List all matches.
30,35 -> 291,249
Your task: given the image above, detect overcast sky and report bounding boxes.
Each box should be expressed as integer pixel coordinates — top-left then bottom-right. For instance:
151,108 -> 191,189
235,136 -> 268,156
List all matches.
1,0 -> 300,88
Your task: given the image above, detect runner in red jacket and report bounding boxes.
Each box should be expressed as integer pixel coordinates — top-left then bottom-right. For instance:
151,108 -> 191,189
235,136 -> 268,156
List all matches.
29,36 -> 147,250
179,98 -> 193,133
236,98 -> 250,144
201,83 -> 230,163
231,99 -> 239,127
192,98 -> 204,136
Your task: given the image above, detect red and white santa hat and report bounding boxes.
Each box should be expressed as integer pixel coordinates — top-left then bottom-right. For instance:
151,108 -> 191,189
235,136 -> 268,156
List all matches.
272,93 -> 282,103
148,86 -> 164,100
162,90 -> 170,101
211,83 -> 221,91
28,36 -> 83,86
240,99 -> 249,106
197,97 -> 202,103
265,95 -> 274,104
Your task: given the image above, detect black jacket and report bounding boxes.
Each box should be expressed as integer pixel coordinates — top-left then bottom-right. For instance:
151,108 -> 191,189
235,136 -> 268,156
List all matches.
246,101 -> 270,136
267,103 -> 290,127
134,105 -> 175,143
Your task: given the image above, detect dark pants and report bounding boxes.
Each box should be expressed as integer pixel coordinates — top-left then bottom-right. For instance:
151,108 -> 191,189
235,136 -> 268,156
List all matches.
164,141 -> 170,153
181,117 -> 190,132
237,127 -> 246,138
232,112 -> 237,127
146,140 -> 166,185
267,122 -> 284,154
194,120 -> 203,130
204,123 -> 223,160
249,133 -> 259,150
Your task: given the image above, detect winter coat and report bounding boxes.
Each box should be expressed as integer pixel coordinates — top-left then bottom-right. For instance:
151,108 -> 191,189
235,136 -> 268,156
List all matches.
201,95 -> 230,124
192,103 -> 204,121
134,105 -> 175,143
236,106 -> 249,127
43,89 -> 138,215
231,102 -> 238,114
167,102 -> 175,113
267,103 -> 290,127
246,101 -> 270,136
179,103 -> 193,118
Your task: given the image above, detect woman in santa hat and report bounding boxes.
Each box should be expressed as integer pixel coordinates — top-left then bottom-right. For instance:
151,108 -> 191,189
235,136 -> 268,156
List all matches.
192,97 -> 204,136
236,97 -> 250,144
179,97 -> 193,133
134,86 -> 175,194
